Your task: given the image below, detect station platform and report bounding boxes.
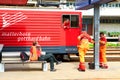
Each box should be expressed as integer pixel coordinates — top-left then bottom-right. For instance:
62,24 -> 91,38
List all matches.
0,62 -> 120,80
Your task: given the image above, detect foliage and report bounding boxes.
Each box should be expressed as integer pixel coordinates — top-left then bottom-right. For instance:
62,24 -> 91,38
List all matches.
100,31 -> 107,34
89,42 -> 120,48
108,32 -> 120,37
89,43 -> 94,48
107,42 -> 120,47
100,31 -> 120,37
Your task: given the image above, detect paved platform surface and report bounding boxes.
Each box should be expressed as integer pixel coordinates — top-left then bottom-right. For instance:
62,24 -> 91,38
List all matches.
0,62 -> 120,80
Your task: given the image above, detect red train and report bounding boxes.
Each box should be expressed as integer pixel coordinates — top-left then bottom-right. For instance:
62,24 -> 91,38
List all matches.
0,8 -> 82,56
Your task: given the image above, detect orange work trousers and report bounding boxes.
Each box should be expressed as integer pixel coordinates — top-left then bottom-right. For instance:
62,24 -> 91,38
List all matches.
99,46 -> 107,64
78,48 -> 88,63
78,47 -> 88,70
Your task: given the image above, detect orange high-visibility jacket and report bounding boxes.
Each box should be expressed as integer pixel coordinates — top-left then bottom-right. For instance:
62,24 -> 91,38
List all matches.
29,46 -> 41,61
100,36 -> 107,48
77,33 -> 93,49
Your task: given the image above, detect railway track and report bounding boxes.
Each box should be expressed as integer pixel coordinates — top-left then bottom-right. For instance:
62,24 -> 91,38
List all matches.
70,49 -> 120,62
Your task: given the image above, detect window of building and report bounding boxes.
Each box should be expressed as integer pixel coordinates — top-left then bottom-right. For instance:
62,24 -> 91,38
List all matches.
115,3 -> 118,7
100,18 -> 120,23
119,3 -> 120,7
101,3 -> 120,8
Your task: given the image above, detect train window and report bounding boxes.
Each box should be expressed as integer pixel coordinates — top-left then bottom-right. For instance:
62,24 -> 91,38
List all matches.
62,15 -> 70,29
62,15 -> 70,23
62,15 -> 79,28
71,15 -> 79,28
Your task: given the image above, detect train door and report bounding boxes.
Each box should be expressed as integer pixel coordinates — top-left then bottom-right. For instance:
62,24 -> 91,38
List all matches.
62,14 -> 81,47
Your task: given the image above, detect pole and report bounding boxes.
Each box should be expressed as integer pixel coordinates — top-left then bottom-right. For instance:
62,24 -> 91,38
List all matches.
94,3 -> 100,70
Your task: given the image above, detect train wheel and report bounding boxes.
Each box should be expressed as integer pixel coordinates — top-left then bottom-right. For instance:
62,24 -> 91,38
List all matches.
54,54 -> 64,61
63,54 -> 71,62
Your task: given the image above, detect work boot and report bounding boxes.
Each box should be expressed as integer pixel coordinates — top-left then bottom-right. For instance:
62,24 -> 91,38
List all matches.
100,63 -> 108,69
56,61 -> 62,65
77,68 -> 85,72
50,69 -> 56,72
99,63 -> 103,68
101,64 -> 108,69
78,62 -> 85,72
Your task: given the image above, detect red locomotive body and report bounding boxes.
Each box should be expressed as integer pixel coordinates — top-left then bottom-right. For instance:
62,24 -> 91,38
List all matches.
0,8 -> 82,54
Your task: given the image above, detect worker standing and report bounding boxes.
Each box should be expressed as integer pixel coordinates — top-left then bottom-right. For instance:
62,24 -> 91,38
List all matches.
77,31 -> 94,72
63,19 -> 70,29
99,32 -> 108,69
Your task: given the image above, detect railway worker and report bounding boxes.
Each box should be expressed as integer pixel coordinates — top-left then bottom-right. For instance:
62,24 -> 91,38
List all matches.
28,41 -> 61,72
63,18 -> 70,29
77,31 -> 94,72
99,32 -> 108,69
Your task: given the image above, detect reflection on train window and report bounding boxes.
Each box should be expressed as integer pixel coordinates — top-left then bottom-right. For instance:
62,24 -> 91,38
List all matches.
71,15 -> 79,28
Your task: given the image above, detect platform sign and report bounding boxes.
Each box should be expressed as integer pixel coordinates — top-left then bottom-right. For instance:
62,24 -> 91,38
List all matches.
91,0 -> 100,4
99,0 -> 114,4
75,0 -> 90,10
75,0 -> 115,10
91,0 -> 114,4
